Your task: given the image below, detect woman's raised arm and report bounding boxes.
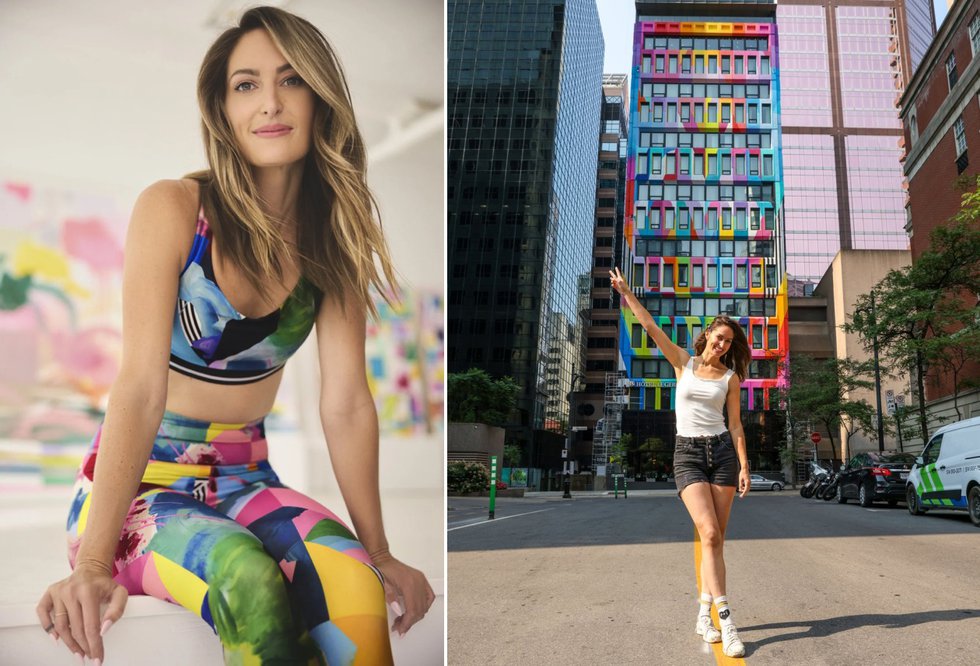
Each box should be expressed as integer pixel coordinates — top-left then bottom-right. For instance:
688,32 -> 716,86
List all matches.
609,266 -> 690,373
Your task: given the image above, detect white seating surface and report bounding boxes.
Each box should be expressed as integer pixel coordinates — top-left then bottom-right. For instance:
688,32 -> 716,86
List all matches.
0,433 -> 445,665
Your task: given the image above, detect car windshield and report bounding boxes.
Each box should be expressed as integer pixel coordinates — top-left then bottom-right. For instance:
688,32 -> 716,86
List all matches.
872,452 -> 916,464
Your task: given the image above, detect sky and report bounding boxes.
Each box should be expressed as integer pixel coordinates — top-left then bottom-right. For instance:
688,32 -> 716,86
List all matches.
597,0 -> 952,77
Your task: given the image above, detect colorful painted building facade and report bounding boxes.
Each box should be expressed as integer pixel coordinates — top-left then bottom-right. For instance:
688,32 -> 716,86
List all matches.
623,2 -> 788,461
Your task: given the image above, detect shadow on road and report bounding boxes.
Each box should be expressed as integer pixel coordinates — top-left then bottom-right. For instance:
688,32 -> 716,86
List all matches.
742,609 -> 979,650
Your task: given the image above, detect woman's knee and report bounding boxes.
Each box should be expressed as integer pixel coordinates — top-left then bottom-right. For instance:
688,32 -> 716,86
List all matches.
698,523 -> 723,549
204,535 -> 294,636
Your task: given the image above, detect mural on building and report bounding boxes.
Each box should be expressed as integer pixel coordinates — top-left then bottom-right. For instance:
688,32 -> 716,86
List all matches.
0,179 -> 444,488
622,19 -> 790,414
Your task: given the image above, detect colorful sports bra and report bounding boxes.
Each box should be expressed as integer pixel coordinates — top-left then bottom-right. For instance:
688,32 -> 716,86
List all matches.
169,207 -> 319,384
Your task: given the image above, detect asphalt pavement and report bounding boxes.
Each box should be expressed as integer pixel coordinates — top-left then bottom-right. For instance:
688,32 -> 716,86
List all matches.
448,491 -> 980,665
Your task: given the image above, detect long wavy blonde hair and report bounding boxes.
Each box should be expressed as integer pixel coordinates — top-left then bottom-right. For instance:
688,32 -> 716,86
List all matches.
185,6 -> 397,317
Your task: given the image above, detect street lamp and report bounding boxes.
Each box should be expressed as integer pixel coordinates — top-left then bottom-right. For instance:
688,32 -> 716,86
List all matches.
855,290 -> 885,452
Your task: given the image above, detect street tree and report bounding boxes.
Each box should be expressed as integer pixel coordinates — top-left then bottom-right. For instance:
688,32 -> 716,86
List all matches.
503,442 -> 522,467
447,368 -> 520,427
778,354 -> 878,463
920,316 -> 980,422
609,433 -> 631,473
845,198 -> 980,443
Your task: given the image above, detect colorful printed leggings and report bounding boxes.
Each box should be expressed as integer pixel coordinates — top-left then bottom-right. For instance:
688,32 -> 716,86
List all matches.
66,411 -> 393,666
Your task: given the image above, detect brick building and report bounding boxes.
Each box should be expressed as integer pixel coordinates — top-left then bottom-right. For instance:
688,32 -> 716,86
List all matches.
899,0 -> 980,420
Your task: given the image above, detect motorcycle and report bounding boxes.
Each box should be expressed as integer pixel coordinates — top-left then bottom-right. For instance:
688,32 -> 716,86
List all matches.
799,462 -> 831,498
819,472 -> 841,501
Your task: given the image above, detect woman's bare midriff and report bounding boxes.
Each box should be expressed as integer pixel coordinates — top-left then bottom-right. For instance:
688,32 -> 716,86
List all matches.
164,368 -> 285,423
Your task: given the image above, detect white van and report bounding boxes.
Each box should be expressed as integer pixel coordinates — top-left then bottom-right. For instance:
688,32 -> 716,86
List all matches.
906,416 -> 980,527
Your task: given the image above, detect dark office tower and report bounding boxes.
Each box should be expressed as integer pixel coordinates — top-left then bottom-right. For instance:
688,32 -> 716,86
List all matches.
777,0 -> 927,288
625,1 -> 789,470
571,74 -> 629,471
447,0 -> 604,461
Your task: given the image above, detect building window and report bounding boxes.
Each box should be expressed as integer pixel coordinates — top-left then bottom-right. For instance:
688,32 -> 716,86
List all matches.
648,264 -> 659,288
954,116 -> 967,156
971,13 -> 980,55
946,52 -> 958,90
909,109 -> 918,146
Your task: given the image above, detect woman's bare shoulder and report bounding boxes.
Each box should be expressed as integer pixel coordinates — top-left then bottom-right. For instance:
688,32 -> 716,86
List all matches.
135,178 -> 199,220
125,178 -> 202,265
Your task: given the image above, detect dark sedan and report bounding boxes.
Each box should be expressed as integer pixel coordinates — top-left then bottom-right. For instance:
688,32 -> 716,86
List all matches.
837,451 -> 916,507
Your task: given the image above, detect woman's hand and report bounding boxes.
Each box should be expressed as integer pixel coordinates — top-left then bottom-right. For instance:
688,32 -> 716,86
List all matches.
608,267 -> 630,295
738,467 -> 752,498
36,563 -> 128,662
373,554 -> 435,636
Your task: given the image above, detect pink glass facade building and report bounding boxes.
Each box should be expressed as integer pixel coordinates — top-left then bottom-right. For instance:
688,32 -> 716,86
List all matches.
777,0 -> 932,289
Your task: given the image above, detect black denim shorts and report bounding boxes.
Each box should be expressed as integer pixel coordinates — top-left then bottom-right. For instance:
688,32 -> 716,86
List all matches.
673,431 -> 740,496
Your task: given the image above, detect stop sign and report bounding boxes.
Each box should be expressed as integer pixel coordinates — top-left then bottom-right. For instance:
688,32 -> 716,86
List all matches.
810,432 -> 821,444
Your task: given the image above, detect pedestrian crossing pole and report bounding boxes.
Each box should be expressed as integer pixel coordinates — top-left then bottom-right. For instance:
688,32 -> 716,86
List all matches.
488,455 -> 498,520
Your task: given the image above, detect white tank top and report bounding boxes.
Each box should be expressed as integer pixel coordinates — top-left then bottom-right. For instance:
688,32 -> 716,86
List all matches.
675,357 -> 734,437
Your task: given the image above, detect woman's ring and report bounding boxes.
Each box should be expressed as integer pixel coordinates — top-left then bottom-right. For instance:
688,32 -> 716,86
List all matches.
54,612 -> 69,617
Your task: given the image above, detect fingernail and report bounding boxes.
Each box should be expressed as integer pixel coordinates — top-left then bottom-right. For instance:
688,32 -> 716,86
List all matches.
75,655 -> 84,665
95,659 -> 102,666
50,634 -> 57,645
391,601 -> 403,615
100,619 -> 113,637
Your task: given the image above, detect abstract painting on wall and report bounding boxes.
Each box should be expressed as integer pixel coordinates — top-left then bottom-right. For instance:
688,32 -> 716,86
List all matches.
366,289 -> 445,436
0,179 -> 128,487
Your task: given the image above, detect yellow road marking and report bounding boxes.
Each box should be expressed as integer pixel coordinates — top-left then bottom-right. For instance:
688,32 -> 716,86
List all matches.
694,527 -> 747,665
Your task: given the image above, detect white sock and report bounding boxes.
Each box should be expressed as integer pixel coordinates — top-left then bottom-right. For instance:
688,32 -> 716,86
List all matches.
714,596 -> 734,629
698,592 -> 712,618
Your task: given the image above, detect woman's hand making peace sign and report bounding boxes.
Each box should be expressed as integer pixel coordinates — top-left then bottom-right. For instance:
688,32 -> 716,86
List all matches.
609,267 -> 630,296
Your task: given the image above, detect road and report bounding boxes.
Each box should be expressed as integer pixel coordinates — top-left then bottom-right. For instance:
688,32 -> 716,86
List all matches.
448,490 -> 980,665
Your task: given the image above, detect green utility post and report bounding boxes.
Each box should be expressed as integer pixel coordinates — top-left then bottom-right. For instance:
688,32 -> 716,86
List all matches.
614,475 -> 619,499
623,476 -> 628,499
488,456 -> 498,519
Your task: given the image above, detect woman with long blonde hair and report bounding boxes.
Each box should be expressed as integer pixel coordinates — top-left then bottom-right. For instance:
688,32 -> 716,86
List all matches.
610,267 -> 751,658
37,7 -> 432,664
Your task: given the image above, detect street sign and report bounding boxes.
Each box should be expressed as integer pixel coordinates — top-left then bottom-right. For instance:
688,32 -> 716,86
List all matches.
561,449 -> 568,459
810,432 -> 821,444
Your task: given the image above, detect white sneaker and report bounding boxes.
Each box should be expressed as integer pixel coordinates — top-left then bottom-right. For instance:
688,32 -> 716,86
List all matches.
695,614 -> 721,643
722,624 -> 745,657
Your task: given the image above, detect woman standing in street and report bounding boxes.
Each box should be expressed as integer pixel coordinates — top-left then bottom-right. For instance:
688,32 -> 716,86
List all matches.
36,7 -> 433,664
609,266 -> 750,658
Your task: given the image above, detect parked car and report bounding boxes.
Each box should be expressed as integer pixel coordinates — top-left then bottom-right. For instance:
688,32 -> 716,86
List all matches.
906,416 -> 980,527
749,474 -> 783,491
837,451 -> 916,507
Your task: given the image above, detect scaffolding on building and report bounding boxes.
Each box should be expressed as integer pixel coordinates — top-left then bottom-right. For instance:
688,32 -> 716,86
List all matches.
594,370 -> 627,471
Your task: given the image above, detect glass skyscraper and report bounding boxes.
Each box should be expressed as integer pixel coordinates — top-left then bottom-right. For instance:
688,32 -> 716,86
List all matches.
623,1 -> 789,469
777,0 -> 931,287
447,0 -> 604,459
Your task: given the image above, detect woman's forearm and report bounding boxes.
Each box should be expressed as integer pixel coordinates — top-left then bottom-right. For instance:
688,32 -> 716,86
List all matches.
320,397 -> 389,557
74,384 -> 165,573
729,423 -> 748,469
